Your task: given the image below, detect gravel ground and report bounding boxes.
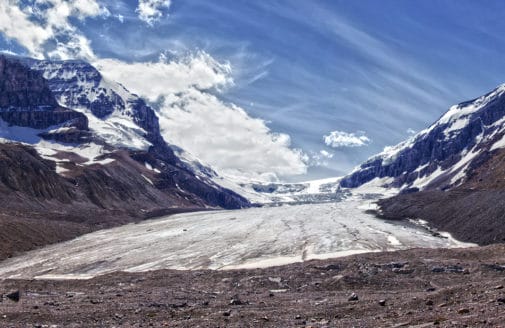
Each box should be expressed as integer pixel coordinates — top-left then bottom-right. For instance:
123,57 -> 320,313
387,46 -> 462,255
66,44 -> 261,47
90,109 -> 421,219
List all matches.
2,245 -> 505,327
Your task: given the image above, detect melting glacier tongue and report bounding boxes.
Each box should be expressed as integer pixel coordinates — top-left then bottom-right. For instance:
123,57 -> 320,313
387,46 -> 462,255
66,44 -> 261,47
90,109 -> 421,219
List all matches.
0,191 -> 474,280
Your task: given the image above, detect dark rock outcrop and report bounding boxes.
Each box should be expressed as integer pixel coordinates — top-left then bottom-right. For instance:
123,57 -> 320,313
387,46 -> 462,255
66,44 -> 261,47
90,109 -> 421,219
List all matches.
0,55 -> 88,131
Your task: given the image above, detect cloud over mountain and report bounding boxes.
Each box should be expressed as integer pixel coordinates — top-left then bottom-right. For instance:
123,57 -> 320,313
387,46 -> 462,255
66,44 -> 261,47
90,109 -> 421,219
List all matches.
323,131 -> 371,148
96,53 -> 308,182
0,0 -> 108,59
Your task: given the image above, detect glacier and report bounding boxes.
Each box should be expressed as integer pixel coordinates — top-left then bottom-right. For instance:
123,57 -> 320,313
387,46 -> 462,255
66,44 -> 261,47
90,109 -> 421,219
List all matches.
0,180 -> 474,280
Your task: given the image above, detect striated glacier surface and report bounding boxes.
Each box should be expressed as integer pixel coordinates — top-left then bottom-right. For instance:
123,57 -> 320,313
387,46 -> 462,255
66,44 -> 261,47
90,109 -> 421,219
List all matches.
0,182 -> 474,280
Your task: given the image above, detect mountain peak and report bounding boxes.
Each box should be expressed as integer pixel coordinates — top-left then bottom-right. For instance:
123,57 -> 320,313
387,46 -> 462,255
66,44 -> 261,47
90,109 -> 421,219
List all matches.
0,54 -> 249,213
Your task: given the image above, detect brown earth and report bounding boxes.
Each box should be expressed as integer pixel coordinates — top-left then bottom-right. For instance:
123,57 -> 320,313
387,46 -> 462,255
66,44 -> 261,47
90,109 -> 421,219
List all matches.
378,148 -> 505,246
1,245 -> 505,327
0,141 -> 246,261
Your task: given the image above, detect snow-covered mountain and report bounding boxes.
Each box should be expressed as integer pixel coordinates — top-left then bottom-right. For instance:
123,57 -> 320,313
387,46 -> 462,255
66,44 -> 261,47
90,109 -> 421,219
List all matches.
213,176 -> 346,205
0,54 -> 249,221
218,83 -> 505,204
341,84 -> 505,193
5,52 -> 505,214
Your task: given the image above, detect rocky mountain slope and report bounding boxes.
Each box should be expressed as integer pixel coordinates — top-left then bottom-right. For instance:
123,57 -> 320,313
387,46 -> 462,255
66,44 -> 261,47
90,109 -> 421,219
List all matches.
0,54 -> 249,259
338,84 -> 505,245
377,146 -> 505,245
341,84 -> 505,192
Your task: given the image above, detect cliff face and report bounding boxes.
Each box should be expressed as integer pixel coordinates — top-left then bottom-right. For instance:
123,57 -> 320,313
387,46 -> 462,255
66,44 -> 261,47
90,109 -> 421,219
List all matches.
0,56 -> 88,131
341,85 -> 505,192
0,56 -> 57,108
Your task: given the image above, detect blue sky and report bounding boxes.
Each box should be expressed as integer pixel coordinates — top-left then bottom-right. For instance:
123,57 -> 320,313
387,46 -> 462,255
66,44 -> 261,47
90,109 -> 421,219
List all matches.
1,0 -> 505,181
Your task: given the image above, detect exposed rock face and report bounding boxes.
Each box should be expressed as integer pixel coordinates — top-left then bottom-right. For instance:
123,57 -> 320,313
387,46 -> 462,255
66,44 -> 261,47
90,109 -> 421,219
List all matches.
0,55 -> 56,108
341,85 -> 505,191
372,86 -> 505,245
0,143 -> 74,201
378,146 -> 505,246
0,54 -> 248,214
28,59 -> 169,152
0,55 -> 88,130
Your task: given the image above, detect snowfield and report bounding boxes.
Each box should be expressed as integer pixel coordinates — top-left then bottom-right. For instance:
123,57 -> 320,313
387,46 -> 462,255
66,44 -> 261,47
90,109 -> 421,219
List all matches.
0,190 -> 474,280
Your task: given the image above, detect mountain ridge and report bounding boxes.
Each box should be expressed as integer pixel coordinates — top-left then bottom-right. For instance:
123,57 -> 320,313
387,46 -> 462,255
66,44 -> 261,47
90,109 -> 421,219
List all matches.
0,54 -> 249,259
341,84 -> 505,192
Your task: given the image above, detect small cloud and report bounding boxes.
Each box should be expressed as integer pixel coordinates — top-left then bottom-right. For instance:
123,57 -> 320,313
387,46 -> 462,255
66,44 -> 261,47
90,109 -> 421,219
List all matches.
406,128 -> 416,135
136,0 -> 171,26
307,150 -> 334,167
319,150 -> 334,158
116,14 -> 124,23
323,130 -> 370,148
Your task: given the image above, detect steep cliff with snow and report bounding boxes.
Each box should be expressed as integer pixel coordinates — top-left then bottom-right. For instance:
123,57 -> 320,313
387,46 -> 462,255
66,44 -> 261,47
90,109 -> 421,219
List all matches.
356,84 -> 505,245
341,84 -> 505,192
0,54 -> 249,222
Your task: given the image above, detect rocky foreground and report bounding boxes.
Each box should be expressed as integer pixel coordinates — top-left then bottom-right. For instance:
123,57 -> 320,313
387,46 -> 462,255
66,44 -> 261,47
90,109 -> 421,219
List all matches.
1,245 -> 505,327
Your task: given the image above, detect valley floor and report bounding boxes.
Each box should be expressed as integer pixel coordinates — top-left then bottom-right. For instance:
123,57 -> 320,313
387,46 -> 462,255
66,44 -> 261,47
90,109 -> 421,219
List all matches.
0,198 -> 472,280
0,185 -> 494,327
1,245 -> 505,327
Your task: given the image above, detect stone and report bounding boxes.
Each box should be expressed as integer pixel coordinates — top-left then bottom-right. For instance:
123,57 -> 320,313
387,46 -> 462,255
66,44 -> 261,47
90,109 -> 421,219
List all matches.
392,268 -> 414,274
458,308 -> 470,314
6,290 -> 20,302
230,295 -> 243,306
348,293 -> 358,301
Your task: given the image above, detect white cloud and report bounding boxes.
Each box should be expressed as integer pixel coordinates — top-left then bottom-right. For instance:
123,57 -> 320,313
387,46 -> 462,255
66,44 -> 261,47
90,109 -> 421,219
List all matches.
0,2 -> 307,182
406,128 -> 416,135
159,89 -> 307,181
95,51 -> 233,97
308,149 -> 334,167
323,131 -> 371,148
319,150 -> 334,158
95,52 -> 308,182
136,0 -> 171,26
0,0 -> 108,59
